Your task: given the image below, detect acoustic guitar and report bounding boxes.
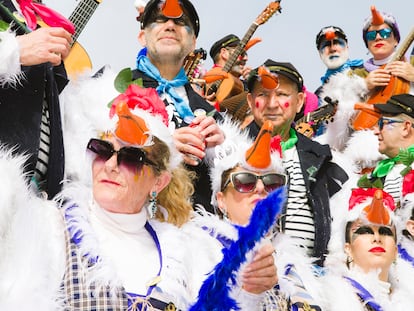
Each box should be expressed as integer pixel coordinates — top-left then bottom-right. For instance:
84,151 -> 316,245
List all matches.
64,0 -> 103,77
295,96 -> 338,138
205,1 -> 282,102
352,27 -> 414,130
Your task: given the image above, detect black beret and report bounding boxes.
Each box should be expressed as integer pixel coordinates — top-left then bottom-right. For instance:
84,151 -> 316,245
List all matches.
374,94 -> 414,119
315,25 -> 348,50
209,34 -> 240,60
140,0 -> 200,37
247,59 -> 304,92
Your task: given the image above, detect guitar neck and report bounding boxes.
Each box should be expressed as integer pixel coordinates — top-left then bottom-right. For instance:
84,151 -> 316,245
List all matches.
222,23 -> 259,72
210,23 -> 258,91
69,0 -> 101,43
391,27 -> 414,62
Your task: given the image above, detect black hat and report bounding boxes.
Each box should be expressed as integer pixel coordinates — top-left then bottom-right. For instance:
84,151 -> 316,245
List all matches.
247,59 -> 304,92
374,94 -> 414,118
140,0 -> 200,37
209,34 -> 240,60
315,25 -> 348,50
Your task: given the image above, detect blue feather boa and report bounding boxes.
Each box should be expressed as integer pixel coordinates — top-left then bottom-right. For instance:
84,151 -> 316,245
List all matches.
189,187 -> 286,311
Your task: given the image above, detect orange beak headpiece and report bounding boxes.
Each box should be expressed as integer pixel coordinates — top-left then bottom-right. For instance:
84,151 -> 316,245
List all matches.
114,102 -> 152,146
348,188 -> 396,226
210,118 -> 285,206
362,5 -> 400,47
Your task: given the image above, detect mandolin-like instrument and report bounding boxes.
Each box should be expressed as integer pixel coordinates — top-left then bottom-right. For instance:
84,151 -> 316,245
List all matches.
295,96 -> 338,138
352,27 -> 414,130
64,0 -> 103,78
204,1 -> 282,102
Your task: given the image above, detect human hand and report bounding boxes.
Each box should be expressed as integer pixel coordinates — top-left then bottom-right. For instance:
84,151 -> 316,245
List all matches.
386,60 -> 414,83
16,27 -> 72,66
191,115 -> 224,148
242,243 -> 278,294
173,125 -> 206,166
365,68 -> 391,90
241,66 -> 252,80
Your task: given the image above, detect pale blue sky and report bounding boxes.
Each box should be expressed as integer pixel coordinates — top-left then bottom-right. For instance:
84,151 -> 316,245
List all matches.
45,0 -> 413,92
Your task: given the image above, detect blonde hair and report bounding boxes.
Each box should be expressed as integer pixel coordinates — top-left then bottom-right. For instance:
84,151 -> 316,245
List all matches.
145,137 -> 195,227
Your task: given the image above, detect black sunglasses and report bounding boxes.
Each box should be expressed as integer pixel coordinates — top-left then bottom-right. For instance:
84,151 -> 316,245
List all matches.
223,172 -> 286,193
365,28 -> 392,41
152,14 -> 191,27
87,138 -> 156,171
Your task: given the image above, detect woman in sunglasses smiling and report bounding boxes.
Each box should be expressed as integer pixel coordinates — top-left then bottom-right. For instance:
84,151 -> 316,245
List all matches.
353,6 -> 414,93
0,85 -> 279,309
209,118 -> 323,310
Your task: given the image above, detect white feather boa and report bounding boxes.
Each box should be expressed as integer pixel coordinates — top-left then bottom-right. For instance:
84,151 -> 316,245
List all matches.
0,148 -> 66,311
0,29 -> 22,86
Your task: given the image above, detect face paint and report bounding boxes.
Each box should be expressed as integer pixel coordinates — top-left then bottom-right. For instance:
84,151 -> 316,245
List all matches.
255,100 -> 260,108
283,101 -> 290,108
134,164 -> 148,181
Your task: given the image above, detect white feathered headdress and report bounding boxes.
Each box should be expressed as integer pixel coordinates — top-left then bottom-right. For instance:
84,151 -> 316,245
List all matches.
209,117 -> 284,206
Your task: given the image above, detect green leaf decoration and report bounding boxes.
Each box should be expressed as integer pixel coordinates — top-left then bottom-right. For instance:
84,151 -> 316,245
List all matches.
357,174 -> 383,189
401,166 -> 412,177
131,77 -> 143,87
0,20 -> 9,32
114,68 -> 133,93
372,178 -> 384,189
357,174 -> 371,188
398,148 -> 414,167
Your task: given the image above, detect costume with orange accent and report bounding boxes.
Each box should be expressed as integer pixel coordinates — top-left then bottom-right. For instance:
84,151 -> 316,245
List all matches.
245,59 -> 349,265
320,187 -> 414,310
135,0 -> 223,213
205,34 -> 260,123
206,116 -> 323,310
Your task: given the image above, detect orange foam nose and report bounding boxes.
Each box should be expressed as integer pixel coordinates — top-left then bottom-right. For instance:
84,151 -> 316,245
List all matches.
363,189 -> 391,226
162,0 -> 183,18
370,5 -> 384,26
245,120 -> 273,169
115,102 -> 150,146
325,30 -> 336,41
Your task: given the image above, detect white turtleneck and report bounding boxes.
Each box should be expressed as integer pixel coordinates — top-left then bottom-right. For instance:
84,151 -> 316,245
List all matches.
89,203 -> 160,295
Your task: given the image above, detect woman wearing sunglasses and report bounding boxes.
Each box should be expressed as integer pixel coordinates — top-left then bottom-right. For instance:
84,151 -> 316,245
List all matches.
207,118 -> 323,310
353,6 -> 414,94
320,188 -> 414,310
0,86 -> 277,310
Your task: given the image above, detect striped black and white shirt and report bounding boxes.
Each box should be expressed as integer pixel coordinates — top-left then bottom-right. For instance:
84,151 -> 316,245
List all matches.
281,147 -> 315,255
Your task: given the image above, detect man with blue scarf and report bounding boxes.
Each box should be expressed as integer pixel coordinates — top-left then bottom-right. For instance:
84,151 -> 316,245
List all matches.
315,25 -> 363,95
134,0 -> 224,213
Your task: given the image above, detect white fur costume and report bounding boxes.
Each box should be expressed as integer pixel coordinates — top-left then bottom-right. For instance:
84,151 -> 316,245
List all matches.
319,188 -> 414,310
315,71 -> 385,181
0,29 -> 23,86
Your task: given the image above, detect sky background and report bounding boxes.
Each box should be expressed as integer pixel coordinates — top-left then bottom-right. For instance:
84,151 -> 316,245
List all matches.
44,0 -> 413,92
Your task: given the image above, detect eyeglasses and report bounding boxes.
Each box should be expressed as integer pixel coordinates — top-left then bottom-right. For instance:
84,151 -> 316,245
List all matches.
365,28 -> 392,42
318,38 -> 347,51
87,138 -> 156,170
223,172 -> 286,193
377,117 -> 405,130
152,14 -> 191,27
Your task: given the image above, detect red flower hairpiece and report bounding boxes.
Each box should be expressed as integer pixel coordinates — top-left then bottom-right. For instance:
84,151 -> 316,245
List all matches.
109,84 -> 169,126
